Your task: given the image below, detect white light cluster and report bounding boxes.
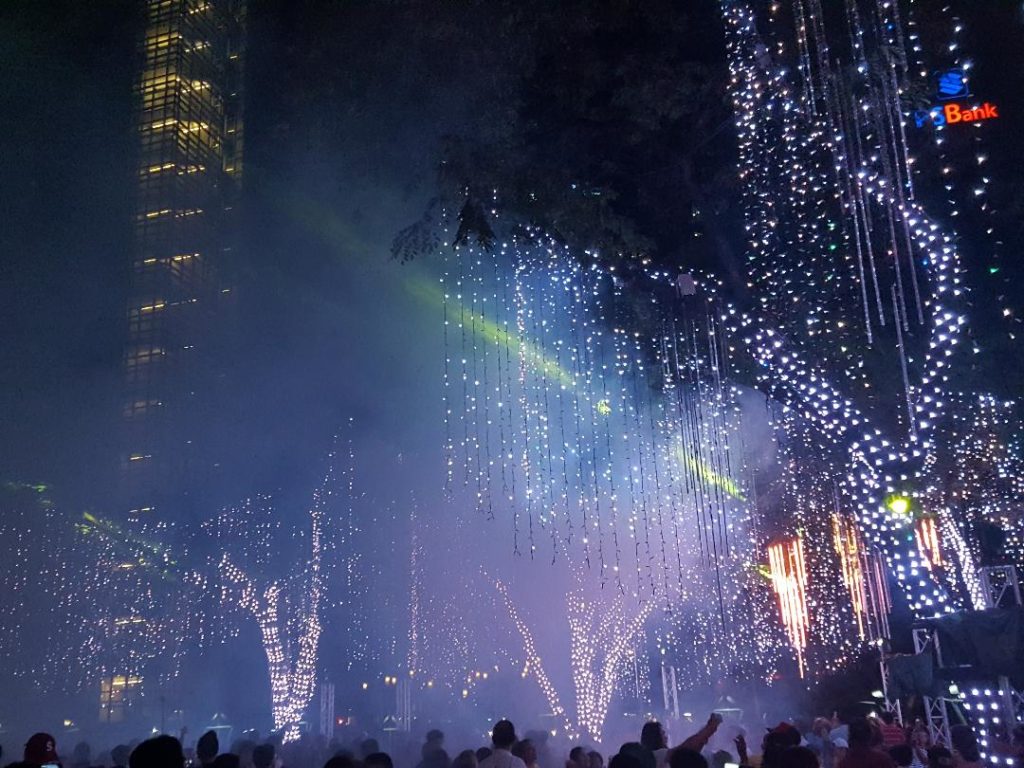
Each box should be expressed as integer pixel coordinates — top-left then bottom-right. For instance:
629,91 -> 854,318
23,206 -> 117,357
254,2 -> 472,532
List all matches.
218,457 -> 334,741
718,0 -> 991,620
961,685 -> 1021,767
567,576 -> 653,741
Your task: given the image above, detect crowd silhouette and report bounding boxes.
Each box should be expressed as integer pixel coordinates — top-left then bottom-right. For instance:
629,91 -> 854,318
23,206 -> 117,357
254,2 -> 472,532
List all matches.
4,709 -> 1022,768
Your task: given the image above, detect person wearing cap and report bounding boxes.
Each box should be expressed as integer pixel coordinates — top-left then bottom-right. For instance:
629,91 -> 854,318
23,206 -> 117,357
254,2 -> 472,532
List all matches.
759,722 -> 802,768
25,733 -> 59,767
479,720 -> 526,768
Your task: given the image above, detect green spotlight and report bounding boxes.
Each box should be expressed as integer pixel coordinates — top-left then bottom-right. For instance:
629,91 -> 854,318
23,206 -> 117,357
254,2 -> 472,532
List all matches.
886,494 -> 911,516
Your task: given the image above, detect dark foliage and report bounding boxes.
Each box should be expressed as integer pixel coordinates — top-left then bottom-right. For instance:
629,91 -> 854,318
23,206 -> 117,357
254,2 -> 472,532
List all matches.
390,0 -> 743,286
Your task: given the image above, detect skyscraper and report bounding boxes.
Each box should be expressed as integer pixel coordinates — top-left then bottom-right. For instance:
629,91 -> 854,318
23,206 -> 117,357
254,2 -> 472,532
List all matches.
100,0 -> 245,724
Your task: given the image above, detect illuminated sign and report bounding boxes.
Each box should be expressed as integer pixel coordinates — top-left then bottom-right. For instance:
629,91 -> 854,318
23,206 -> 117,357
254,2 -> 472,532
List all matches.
912,101 -> 999,128
936,68 -> 970,100
913,68 -> 999,128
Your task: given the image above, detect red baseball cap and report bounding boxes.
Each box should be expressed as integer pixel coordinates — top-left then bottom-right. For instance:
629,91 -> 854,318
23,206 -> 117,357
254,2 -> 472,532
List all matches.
25,732 -> 59,765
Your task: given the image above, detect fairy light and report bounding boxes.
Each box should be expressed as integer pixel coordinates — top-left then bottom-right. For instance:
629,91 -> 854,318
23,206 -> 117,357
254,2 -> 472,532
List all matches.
218,454 -> 335,741
567,579 -> 653,741
716,0 -> 1007,621
960,685 -> 1022,767
414,0 -> 1024,725
431,230 -> 799,715
493,577 -> 574,737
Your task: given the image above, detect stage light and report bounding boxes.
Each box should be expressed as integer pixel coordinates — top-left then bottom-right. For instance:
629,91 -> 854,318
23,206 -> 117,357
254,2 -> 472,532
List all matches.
887,495 -> 911,517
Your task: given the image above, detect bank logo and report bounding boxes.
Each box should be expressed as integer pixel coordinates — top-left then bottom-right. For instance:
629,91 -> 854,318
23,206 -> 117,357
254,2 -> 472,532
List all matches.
937,68 -> 970,100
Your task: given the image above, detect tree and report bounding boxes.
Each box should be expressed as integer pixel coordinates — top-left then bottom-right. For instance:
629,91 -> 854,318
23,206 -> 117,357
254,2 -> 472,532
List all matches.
391,1 -> 745,287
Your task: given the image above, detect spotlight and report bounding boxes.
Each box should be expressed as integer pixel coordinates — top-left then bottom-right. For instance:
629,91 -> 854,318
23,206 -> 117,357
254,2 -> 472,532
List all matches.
886,495 -> 911,516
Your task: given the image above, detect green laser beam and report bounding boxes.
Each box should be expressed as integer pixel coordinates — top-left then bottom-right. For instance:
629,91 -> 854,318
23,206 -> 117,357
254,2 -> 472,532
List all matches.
280,196 -> 746,505
677,447 -> 746,501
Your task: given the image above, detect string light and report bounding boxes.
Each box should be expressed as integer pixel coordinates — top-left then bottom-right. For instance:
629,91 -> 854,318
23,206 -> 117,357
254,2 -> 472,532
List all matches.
218,449 -> 341,741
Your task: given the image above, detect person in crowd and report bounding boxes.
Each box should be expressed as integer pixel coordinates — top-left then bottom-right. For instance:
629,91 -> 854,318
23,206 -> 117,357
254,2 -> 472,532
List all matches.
360,742 -> 380,761
807,719 -> 836,768
680,715 -> 725,755
524,731 -> 554,768
763,724 -> 802,768
253,744 -> 275,768
130,736 -> 185,768
618,743 -> 654,768
609,754 -> 642,768
367,752 -> 395,768
70,742 -> 90,768
889,746 -> 913,768
477,749 -> 494,765
610,753 -> 643,768
669,749 -> 708,768
24,734 -> 59,768
214,755 -> 241,768
417,733 -> 447,768
734,733 -> 749,768
926,747 -> 954,768
569,748 -> 588,768
423,732 -> 445,760
878,715 -> 905,749
780,747 -> 819,768
111,745 -> 130,768
452,750 -> 478,768
513,741 -> 539,768
868,722 -> 885,751
641,722 -> 670,768
639,711 -> 724,768
838,718 -> 895,768
480,721 -> 526,768
949,726 -> 981,768
323,755 -> 360,768
908,726 -> 930,768
197,732 -> 219,768
231,740 -> 255,768
833,739 -> 850,765
432,751 -> 454,768
589,751 -> 604,768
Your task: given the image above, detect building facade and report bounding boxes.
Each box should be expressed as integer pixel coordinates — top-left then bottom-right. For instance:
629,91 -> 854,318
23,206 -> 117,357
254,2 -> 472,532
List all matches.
100,0 -> 246,725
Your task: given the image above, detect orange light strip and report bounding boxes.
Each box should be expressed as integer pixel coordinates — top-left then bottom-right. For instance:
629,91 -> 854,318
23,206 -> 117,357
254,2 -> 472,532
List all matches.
915,516 -> 943,569
832,514 -> 869,640
768,536 -> 809,677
